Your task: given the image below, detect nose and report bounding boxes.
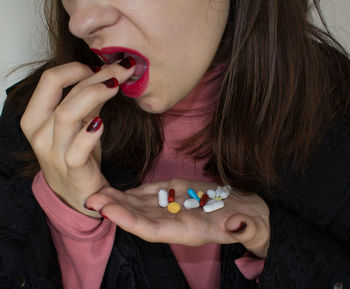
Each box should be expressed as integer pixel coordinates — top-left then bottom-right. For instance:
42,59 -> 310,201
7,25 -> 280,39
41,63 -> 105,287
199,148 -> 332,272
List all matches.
68,2 -> 121,39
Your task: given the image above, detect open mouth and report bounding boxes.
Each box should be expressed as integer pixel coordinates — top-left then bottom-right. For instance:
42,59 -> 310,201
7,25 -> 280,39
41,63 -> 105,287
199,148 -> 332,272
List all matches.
91,48 -> 148,84
91,47 -> 150,98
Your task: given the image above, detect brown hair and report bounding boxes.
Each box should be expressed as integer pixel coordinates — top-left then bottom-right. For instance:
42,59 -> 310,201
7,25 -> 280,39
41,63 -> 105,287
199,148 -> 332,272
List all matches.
7,0 -> 350,192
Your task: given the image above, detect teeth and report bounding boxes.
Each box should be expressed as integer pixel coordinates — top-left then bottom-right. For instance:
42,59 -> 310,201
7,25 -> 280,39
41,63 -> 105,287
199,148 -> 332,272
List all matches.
129,75 -> 141,81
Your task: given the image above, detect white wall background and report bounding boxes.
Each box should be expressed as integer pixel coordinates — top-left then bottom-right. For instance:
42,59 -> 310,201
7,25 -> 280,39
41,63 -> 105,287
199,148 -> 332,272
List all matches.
1,0 -> 350,113
0,0 -> 48,114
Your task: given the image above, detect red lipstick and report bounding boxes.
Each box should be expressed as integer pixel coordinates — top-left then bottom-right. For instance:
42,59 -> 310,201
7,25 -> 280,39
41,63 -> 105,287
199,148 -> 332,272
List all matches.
91,47 -> 149,98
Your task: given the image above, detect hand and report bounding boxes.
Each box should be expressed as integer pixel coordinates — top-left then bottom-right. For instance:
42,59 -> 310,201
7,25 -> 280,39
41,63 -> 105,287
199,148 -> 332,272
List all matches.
86,179 -> 270,258
20,61 -> 135,217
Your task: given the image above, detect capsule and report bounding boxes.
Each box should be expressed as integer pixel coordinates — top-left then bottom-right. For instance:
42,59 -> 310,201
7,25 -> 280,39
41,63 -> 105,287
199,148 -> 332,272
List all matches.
168,188 -> 175,202
215,187 -> 222,198
203,200 -> 224,213
187,188 -> 200,201
206,199 -> 217,206
223,185 -> 232,192
158,189 -> 169,208
184,199 -> 200,209
220,190 -> 230,199
207,189 -> 216,199
199,193 -> 209,207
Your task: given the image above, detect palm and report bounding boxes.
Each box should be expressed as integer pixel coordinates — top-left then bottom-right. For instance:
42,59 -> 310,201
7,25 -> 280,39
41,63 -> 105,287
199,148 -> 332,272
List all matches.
87,179 -> 270,255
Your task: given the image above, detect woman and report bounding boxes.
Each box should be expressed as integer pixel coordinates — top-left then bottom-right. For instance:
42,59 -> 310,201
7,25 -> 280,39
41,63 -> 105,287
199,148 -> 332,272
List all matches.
1,0 -> 349,288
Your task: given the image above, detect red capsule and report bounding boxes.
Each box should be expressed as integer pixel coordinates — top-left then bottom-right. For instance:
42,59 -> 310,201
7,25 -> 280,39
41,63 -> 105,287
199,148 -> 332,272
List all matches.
168,188 -> 175,203
199,193 -> 209,207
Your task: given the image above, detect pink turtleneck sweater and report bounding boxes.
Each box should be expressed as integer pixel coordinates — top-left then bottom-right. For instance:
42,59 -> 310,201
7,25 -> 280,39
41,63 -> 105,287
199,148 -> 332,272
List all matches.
32,65 -> 264,289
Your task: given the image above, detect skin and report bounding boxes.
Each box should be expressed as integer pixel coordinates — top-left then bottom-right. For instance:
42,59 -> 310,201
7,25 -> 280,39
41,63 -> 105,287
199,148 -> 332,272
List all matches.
62,0 -> 230,113
21,0 -> 270,258
87,179 -> 270,258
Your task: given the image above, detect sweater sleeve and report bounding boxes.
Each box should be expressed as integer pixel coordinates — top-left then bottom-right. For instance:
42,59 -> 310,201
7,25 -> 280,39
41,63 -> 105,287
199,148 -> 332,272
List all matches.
32,171 -> 116,289
258,113 -> 350,289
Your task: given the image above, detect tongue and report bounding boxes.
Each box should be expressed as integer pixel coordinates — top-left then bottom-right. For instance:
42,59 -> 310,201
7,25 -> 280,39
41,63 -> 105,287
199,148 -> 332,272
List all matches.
123,52 -> 147,77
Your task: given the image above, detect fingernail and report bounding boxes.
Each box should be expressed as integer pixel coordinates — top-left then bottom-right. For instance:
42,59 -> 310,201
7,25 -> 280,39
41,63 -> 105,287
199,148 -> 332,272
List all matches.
99,210 -> 109,220
119,56 -> 136,69
83,201 -> 95,211
103,77 -> 119,88
231,222 -> 247,233
89,65 -> 101,73
87,116 -> 103,133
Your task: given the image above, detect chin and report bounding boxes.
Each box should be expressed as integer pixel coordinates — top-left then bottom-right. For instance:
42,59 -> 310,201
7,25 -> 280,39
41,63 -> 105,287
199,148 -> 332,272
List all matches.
135,95 -> 169,114
136,100 -> 164,114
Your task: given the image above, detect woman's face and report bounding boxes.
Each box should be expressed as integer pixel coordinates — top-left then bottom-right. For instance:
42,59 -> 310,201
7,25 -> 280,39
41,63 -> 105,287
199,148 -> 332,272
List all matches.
62,0 -> 230,113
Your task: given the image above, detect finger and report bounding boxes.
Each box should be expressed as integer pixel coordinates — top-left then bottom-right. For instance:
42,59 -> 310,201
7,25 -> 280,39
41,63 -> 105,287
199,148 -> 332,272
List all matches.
87,187 -> 157,213
86,188 -> 168,241
224,214 -> 258,244
64,116 -> 104,170
101,202 -> 167,243
62,59 -> 136,103
53,63 -> 135,152
52,80 -> 117,151
28,114 -> 55,156
227,213 -> 269,258
21,62 -> 93,137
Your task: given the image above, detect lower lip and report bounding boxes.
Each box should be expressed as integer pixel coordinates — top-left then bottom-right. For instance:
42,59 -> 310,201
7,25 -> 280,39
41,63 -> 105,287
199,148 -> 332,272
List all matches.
120,64 -> 149,98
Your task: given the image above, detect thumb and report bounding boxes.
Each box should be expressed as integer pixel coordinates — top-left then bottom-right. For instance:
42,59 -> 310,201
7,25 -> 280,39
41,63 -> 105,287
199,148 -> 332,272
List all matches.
85,186 -> 119,212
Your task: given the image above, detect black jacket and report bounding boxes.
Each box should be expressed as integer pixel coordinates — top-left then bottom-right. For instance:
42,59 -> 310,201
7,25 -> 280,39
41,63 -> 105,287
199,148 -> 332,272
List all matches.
1,84 -> 350,289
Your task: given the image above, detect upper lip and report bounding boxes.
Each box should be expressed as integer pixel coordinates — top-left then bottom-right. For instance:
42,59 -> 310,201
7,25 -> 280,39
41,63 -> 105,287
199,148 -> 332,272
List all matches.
90,46 -> 149,65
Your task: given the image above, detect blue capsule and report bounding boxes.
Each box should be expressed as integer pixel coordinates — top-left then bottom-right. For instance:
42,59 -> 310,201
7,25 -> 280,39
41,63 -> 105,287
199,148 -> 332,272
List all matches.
187,188 -> 200,201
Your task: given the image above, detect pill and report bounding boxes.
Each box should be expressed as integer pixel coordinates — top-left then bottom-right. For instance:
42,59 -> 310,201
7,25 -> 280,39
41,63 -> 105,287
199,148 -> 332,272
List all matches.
168,202 -> 181,214
223,185 -> 232,192
187,188 -> 200,201
184,198 -> 200,209
207,189 -> 216,199
206,199 -> 217,205
158,189 -> 169,208
220,190 -> 230,199
203,200 -> 224,213
215,188 -> 222,198
197,190 -> 204,199
199,193 -> 209,207
168,188 -> 175,202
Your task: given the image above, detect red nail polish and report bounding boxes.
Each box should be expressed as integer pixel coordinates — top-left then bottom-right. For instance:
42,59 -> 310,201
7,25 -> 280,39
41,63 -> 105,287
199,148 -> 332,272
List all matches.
103,77 -> 119,88
87,116 -> 102,133
231,222 -> 247,233
89,65 -> 101,73
101,214 -> 109,220
119,57 -> 136,69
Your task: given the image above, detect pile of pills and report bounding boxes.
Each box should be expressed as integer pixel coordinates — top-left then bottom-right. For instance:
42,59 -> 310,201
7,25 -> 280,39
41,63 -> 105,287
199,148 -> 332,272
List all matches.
158,188 -> 181,214
157,185 -> 232,214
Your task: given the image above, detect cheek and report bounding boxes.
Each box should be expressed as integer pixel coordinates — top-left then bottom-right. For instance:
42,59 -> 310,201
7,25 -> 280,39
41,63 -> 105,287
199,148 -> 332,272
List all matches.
61,0 -> 73,16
